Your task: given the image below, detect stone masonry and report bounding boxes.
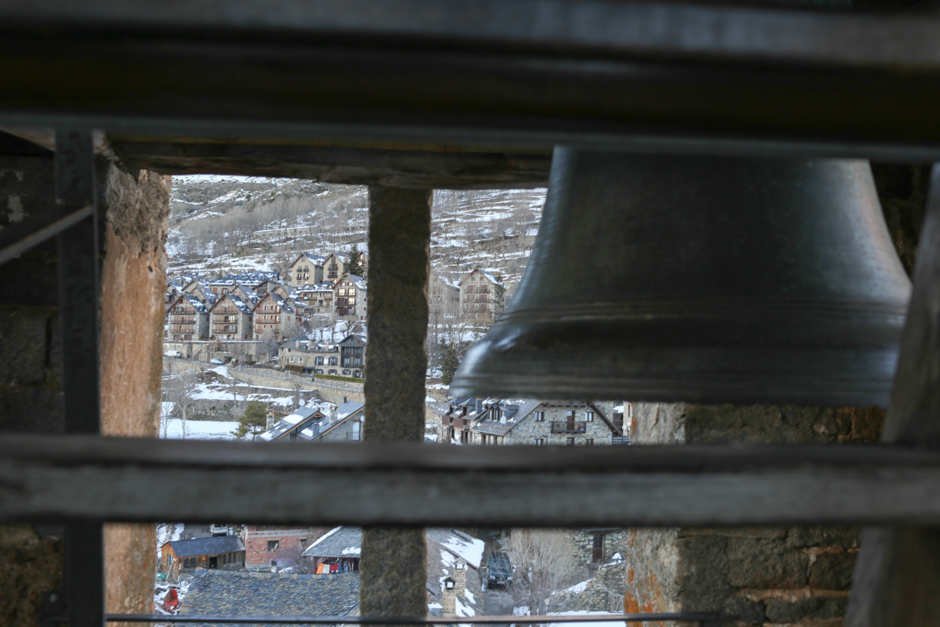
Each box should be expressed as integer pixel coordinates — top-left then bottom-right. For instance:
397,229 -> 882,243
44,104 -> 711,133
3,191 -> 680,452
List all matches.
624,403 -> 884,627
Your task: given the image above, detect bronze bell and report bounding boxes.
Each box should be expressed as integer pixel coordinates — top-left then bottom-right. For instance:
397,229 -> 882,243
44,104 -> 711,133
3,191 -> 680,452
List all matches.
450,149 -> 912,406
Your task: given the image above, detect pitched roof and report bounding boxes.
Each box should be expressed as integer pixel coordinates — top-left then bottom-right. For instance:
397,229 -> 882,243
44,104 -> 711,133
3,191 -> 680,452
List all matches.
457,267 -> 502,287
209,271 -> 281,286
180,569 -> 359,622
302,527 -> 363,559
426,529 -> 485,569
336,273 -> 366,291
259,406 -> 327,442
165,535 -> 244,558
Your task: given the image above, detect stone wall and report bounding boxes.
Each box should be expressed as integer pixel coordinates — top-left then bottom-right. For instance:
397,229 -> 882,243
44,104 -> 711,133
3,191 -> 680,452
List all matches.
502,403 -> 618,446
624,403 -> 883,626
549,559 -> 628,613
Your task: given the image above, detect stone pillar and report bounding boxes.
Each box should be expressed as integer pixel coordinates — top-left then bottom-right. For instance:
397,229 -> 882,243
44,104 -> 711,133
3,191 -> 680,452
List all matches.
97,162 -> 170,616
623,403 -> 884,626
441,582 -> 456,617
359,186 -> 431,619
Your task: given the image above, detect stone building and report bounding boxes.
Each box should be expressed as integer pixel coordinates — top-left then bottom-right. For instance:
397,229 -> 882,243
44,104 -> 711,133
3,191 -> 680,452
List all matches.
333,273 -> 367,320
166,293 -> 209,341
436,398 -> 623,446
207,272 -> 281,297
323,252 -> 348,282
279,338 -> 339,373
338,334 -> 366,379
161,536 -> 245,579
243,526 -> 325,571
207,294 -> 254,341
429,270 -> 460,324
252,292 -> 302,341
458,267 -> 502,322
290,252 -> 327,287
296,282 -> 335,316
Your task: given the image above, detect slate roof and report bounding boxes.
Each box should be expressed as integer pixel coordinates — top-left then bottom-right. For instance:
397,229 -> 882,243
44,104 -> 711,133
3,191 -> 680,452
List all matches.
166,536 -> 244,558
181,569 -> 359,626
474,399 -> 542,436
302,527 -> 363,559
260,406 -> 326,442
209,271 -> 281,286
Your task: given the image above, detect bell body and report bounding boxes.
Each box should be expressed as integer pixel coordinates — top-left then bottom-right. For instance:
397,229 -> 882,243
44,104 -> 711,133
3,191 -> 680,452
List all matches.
450,149 -> 912,406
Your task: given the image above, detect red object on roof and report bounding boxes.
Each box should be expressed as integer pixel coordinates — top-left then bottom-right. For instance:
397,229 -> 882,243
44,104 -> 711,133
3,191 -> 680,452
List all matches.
163,588 -> 181,612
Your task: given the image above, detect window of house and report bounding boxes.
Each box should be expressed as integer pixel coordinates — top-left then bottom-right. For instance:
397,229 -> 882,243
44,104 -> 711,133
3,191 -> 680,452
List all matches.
342,369 -> 350,375
585,411 -> 594,422
329,369 -> 337,374
534,411 -> 544,422
353,370 -> 360,378
535,438 -> 544,445
352,421 -> 361,441
586,438 -> 594,445
268,540 -> 279,551
566,437 -> 574,446
330,357 -> 337,365
592,534 -> 605,562
567,410 -> 576,419
316,357 -> 323,365
316,369 -> 323,374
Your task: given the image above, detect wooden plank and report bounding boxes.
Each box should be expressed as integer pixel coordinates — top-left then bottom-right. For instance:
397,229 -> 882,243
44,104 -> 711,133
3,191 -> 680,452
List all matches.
109,141 -> 552,189
845,164 -> 940,627
2,2 -> 940,158
4,436 -> 940,527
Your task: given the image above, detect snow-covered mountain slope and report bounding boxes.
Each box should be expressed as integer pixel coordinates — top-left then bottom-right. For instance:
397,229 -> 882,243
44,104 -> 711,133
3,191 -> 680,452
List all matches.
167,175 -> 546,289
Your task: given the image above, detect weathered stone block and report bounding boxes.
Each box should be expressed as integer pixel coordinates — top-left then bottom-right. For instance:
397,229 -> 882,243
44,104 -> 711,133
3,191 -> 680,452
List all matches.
0,524 -> 63,627
726,538 -> 808,589
786,527 -> 860,549
722,595 -> 766,624
676,534 -> 731,612
809,552 -> 856,590
765,595 -> 848,623
0,387 -> 64,434
0,307 -> 54,386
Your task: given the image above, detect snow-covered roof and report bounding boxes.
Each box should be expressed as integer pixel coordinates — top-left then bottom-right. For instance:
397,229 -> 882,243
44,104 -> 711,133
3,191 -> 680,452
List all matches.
173,293 -> 209,314
259,406 -> 323,441
457,267 -> 502,287
302,527 -> 362,559
232,284 -> 260,305
337,273 -> 367,291
426,529 -> 485,569
209,271 -> 281,286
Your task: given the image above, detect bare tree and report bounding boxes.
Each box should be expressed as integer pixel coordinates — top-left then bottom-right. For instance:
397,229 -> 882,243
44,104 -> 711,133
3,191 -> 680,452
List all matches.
508,529 -> 581,618
166,371 -> 199,439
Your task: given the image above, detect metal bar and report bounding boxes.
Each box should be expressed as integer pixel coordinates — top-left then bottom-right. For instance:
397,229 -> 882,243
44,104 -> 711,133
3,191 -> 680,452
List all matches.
6,437 -> 940,526
104,613 -> 718,624
0,205 -> 92,266
55,130 -> 103,627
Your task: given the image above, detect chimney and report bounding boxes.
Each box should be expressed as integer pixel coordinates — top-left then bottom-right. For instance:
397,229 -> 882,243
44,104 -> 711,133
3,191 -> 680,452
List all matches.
455,561 -> 467,599
329,405 -> 338,423
475,399 -> 482,414
442,577 -> 456,617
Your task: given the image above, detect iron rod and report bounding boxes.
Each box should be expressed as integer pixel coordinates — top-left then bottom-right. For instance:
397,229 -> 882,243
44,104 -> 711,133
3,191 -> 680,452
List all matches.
0,205 -> 92,266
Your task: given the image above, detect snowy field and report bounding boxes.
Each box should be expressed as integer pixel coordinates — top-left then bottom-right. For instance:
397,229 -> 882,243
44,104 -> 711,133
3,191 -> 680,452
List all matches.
163,418 -> 240,440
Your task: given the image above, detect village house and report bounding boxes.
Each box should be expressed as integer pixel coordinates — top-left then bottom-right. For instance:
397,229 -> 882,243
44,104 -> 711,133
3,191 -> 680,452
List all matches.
207,271 -> 281,297
160,536 -> 245,579
259,405 -> 329,441
334,273 -> 367,319
289,252 -> 327,287
252,292 -> 303,341
231,284 -> 260,308
207,293 -> 254,340
180,568 -> 359,617
323,252 -> 348,281
302,526 -> 362,574
182,279 -> 218,306
437,398 -> 624,446
296,281 -> 335,315
279,338 -> 339,374
166,293 -> 210,341
338,334 -> 366,378
458,267 -> 502,322
307,400 -> 364,441
429,270 -> 460,324
243,526 -> 324,571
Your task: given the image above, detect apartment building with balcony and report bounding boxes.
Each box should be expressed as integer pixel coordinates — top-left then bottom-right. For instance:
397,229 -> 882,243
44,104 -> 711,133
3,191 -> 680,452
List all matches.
166,293 -> 210,341
208,293 -> 254,341
334,273 -> 367,320
457,267 -> 502,322
436,398 -> 624,446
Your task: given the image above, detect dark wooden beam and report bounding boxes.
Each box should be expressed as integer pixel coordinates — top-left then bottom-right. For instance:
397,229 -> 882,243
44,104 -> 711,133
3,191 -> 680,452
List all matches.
4,436 -> 940,527
1,2 -> 940,159
845,164 -> 940,627
109,140 -> 551,189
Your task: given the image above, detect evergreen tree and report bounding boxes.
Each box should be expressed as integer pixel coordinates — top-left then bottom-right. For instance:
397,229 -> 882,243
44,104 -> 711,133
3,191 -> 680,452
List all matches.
233,400 -> 268,440
441,342 -> 460,386
348,244 -> 364,277
491,273 -> 507,323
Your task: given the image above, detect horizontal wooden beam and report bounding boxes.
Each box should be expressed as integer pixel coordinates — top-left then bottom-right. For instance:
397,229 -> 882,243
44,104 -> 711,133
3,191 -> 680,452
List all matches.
109,140 -> 552,189
1,1 -> 940,160
4,435 -> 940,527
